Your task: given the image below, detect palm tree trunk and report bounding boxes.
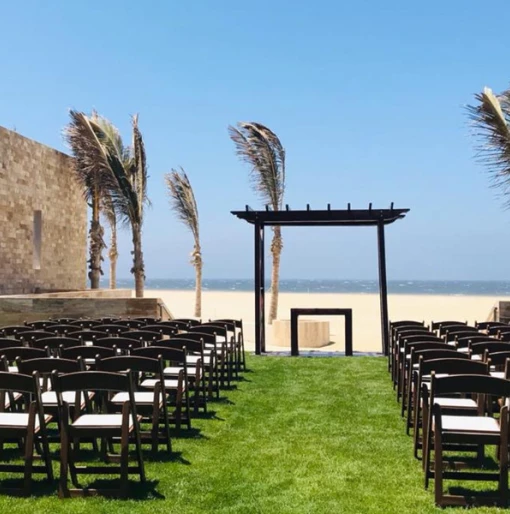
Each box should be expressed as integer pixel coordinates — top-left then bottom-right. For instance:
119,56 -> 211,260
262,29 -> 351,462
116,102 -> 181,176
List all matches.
88,194 -> 104,289
108,225 -> 118,289
269,226 -> 282,324
194,261 -> 202,318
131,224 -> 145,298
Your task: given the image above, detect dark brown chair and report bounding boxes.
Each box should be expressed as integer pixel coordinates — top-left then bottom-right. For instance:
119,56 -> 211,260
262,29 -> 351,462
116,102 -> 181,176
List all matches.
96,355 -> 172,453
69,320 -> 101,328
25,320 -> 57,330
29,336 -> 81,356
71,330 -> 109,343
213,318 -> 245,371
132,346 -> 191,432
121,330 -> 159,344
49,324 -> 83,335
18,330 -> 54,343
53,370 -> 145,497
95,336 -> 144,353
0,326 -> 32,337
0,371 -> 53,495
144,325 -> 176,337
60,346 -> 116,369
153,337 -> 207,415
428,374 -> 510,507
413,357 -> 488,460
94,324 -> 125,335
109,320 -> 145,330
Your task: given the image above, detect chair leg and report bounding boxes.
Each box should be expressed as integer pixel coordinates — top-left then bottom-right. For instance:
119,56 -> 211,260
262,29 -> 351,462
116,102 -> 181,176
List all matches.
120,425 -> 129,498
59,428 -> 70,498
434,427 -> 444,506
23,428 -> 34,496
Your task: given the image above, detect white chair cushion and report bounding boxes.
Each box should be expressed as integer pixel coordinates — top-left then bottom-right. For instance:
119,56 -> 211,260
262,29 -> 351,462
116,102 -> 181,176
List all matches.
437,415 -> 500,433
141,378 -> 183,390
111,391 -> 161,405
0,412 -> 51,430
72,414 -> 133,428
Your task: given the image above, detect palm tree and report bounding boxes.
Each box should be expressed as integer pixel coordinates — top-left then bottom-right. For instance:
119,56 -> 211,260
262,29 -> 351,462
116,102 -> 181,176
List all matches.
64,111 -> 110,289
467,87 -> 510,200
228,122 -> 285,324
65,111 -> 148,297
102,193 -> 118,289
165,168 -> 202,317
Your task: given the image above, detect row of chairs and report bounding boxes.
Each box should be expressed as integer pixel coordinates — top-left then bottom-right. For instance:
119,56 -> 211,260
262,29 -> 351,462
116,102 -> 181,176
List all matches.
0,316 -> 246,497
389,319 -> 510,507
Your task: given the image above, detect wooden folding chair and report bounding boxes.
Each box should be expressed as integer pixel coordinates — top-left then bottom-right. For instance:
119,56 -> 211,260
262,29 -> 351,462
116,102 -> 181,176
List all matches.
132,346 -> 191,432
48,324 -> 83,335
29,336 -> 81,356
95,336 -> 144,354
0,326 -> 32,337
428,374 -> 510,507
61,345 -> 116,369
53,370 -> 145,497
153,337 -> 208,414
404,347 -> 467,434
0,371 -> 53,495
120,330 -> 159,345
414,358 -> 488,460
174,331 -> 220,399
25,320 -> 57,330
69,320 -> 101,328
211,319 -> 246,371
96,355 -> 172,453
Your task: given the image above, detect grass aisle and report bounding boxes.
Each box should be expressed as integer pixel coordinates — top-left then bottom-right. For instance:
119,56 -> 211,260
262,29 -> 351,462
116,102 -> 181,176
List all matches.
1,356 -> 508,513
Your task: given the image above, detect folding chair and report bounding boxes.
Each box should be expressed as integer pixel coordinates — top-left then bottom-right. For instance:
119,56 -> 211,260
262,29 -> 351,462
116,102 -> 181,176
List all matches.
120,330 -> 160,345
153,337 -> 208,414
132,346 -> 191,432
69,320 -> 101,328
95,336 -> 144,353
29,336 -> 81,356
188,325 -> 232,387
0,371 -> 53,495
213,318 -> 246,371
18,330 -> 54,343
49,324 -> 83,335
61,346 -> 116,369
404,347 -> 466,434
175,332 -> 220,399
53,370 -> 145,497
428,374 -> 510,507
414,357 -> 488,460
0,326 -> 32,337
25,320 -> 57,330
96,355 -> 172,453
110,320 -> 145,330
94,325 -> 125,335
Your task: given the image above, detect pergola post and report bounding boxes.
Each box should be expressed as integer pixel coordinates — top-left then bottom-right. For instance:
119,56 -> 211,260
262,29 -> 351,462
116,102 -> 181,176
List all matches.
377,219 -> 390,356
254,220 -> 265,354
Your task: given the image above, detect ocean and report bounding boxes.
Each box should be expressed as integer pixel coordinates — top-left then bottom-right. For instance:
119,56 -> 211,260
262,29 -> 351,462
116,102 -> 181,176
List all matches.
104,278 -> 510,296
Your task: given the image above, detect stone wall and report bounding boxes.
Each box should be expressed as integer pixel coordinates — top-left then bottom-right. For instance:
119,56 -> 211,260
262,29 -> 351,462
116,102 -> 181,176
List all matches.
0,126 -> 87,294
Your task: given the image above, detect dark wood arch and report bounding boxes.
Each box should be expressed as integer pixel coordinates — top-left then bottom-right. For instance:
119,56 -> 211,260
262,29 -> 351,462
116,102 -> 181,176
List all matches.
231,204 -> 410,355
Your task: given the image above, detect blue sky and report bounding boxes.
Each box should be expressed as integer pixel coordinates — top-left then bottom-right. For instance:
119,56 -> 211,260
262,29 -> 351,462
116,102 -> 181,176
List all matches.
1,0 -> 510,280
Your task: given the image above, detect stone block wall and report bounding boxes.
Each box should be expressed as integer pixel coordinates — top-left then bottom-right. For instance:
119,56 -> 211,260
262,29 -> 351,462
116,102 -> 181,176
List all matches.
0,126 -> 87,294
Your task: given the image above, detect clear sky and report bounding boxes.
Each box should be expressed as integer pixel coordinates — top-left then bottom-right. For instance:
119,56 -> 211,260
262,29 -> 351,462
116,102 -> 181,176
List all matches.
1,1 -> 510,281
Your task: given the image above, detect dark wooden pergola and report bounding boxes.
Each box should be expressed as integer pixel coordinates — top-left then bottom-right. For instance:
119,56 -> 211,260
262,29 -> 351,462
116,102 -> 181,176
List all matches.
231,204 -> 409,355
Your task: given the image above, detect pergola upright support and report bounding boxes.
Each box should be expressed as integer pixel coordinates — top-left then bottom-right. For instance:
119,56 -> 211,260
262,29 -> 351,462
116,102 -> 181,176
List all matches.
254,221 -> 265,354
377,219 -> 390,356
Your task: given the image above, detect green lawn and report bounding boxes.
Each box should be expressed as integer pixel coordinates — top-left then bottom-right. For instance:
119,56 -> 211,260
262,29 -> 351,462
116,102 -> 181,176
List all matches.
0,356 -> 508,513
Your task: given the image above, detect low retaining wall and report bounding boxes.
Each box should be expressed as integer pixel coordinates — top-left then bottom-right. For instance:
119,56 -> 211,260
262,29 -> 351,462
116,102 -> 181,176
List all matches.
0,295 -> 172,325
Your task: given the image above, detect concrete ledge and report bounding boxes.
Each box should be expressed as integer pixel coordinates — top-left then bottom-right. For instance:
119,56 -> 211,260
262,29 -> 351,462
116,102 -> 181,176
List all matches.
0,289 -> 132,299
273,319 -> 330,348
0,296 -> 172,325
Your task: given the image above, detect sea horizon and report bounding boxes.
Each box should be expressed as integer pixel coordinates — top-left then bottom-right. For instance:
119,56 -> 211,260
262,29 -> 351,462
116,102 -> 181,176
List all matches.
103,278 -> 510,296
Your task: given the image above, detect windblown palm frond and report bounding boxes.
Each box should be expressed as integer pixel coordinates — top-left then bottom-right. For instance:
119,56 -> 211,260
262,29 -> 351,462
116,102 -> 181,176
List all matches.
165,168 -> 202,316
228,122 -> 285,209
131,114 -> 149,215
63,111 -> 114,202
467,87 -> 510,199
165,168 -> 200,244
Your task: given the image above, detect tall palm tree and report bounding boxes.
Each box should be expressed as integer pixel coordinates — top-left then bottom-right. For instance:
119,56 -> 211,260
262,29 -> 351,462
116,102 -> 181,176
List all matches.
64,112 -> 110,289
65,111 -> 148,297
165,168 -> 202,317
102,193 -> 118,289
228,122 -> 285,324
467,87 -> 510,200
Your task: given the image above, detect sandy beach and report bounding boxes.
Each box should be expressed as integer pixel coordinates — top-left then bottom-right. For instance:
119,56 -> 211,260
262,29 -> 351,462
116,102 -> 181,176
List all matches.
146,289 -> 507,353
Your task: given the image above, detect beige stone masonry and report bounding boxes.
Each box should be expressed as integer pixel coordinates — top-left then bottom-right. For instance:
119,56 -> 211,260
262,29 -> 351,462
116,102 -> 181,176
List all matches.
0,126 -> 86,294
